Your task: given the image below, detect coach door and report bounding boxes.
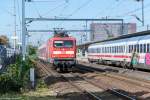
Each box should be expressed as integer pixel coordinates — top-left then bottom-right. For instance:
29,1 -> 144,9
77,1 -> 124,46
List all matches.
145,44 -> 150,65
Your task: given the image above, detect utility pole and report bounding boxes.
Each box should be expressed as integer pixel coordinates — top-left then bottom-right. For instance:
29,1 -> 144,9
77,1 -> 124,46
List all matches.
22,0 -> 26,61
14,0 -> 17,51
142,0 -> 144,26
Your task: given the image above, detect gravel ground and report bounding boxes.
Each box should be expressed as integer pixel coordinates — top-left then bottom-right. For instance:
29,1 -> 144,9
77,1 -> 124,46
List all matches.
77,57 -> 150,81
36,62 -> 128,100
82,72 -> 150,99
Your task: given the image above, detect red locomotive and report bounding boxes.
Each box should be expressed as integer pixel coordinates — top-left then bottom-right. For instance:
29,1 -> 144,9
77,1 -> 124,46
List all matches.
38,31 -> 76,71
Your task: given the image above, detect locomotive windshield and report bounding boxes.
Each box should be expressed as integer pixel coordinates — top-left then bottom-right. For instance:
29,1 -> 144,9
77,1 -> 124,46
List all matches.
54,40 -> 73,48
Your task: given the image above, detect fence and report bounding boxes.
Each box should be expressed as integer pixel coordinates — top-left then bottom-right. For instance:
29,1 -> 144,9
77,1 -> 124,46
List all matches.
0,45 -> 20,72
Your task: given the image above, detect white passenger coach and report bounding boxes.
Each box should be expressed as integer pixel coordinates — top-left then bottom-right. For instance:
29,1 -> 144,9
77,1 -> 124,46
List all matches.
88,30 -> 150,70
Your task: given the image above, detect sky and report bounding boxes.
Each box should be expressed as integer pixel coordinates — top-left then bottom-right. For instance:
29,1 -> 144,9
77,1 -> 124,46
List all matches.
0,0 -> 150,46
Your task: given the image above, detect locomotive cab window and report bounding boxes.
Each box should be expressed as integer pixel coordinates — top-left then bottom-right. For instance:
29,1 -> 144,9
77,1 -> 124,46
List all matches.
54,40 -> 73,48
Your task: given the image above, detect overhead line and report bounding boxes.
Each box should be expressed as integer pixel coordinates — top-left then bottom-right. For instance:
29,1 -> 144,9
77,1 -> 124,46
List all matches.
33,1 -> 42,17
115,2 -> 150,18
42,2 -> 66,17
67,0 -> 93,17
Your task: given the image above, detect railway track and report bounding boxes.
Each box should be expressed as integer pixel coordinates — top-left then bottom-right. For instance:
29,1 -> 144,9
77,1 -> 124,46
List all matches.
76,62 -> 150,99
76,62 -> 150,90
36,61 -> 137,100
37,61 -> 103,100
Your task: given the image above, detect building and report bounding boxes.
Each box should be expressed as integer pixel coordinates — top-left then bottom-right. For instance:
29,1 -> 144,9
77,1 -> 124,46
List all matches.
90,23 -> 136,41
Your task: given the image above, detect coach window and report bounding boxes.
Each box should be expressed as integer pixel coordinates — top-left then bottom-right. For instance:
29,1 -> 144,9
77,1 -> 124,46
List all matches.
131,45 -> 133,52
107,47 -> 108,53
99,48 -> 102,53
119,46 -> 121,53
137,44 -> 139,53
95,48 -> 97,53
106,47 -> 108,53
110,47 -> 112,53
123,46 -> 125,53
100,48 -> 102,53
107,47 -> 109,53
93,48 -> 94,53
134,45 -> 137,52
118,46 -> 120,53
93,48 -> 96,53
113,47 -> 115,53
92,48 -> 94,53
103,47 -> 105,53
98,48 -> 100,53
129,45 -> 131,53
147,44 -> 150,53
144,44 -> 146,53
90,49 -> 92,53
140,44 -> 142,53
104,47 -> 106,53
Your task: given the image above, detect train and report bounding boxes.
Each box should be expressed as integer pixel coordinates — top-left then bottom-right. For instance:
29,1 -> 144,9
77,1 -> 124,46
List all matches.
38,32 -> 76,72
87,31 -> 150,70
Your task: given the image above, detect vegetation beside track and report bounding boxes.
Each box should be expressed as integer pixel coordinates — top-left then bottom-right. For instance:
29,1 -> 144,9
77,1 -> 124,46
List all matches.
0,79 -> 58,100
0,44 -> 59,100
0,45 -> 38,93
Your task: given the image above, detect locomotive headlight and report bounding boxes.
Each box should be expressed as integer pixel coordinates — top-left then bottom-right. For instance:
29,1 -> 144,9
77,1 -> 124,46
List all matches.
53,51 -> 61,54
66,51 -> 74,54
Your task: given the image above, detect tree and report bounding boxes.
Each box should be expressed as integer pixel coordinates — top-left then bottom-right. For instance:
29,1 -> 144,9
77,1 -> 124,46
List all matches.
0,35 -> 9,45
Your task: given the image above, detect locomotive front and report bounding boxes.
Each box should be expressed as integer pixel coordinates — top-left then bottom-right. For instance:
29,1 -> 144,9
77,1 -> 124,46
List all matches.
51,37 -> 76,71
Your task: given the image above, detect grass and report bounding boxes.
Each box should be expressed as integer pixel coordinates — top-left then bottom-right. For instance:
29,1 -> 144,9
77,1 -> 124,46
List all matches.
0,88 -> 60,100
0,79 -> 60,100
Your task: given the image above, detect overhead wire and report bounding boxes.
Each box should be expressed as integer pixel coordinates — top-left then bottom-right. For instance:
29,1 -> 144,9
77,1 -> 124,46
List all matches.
114,2 -> 150,18
106,0 -> 124,17
58,1 -> 69,17
95,0 -> 123,18
67,0 -> 94,17
57,0 -> 94,28
41,2 -> 66,17
0,7 -> 13,16
33,1 -> 42,18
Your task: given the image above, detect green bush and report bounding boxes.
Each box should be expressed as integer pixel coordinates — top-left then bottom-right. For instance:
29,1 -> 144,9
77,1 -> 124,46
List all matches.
0,55 -> 37,93
0,45 -> 38,93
